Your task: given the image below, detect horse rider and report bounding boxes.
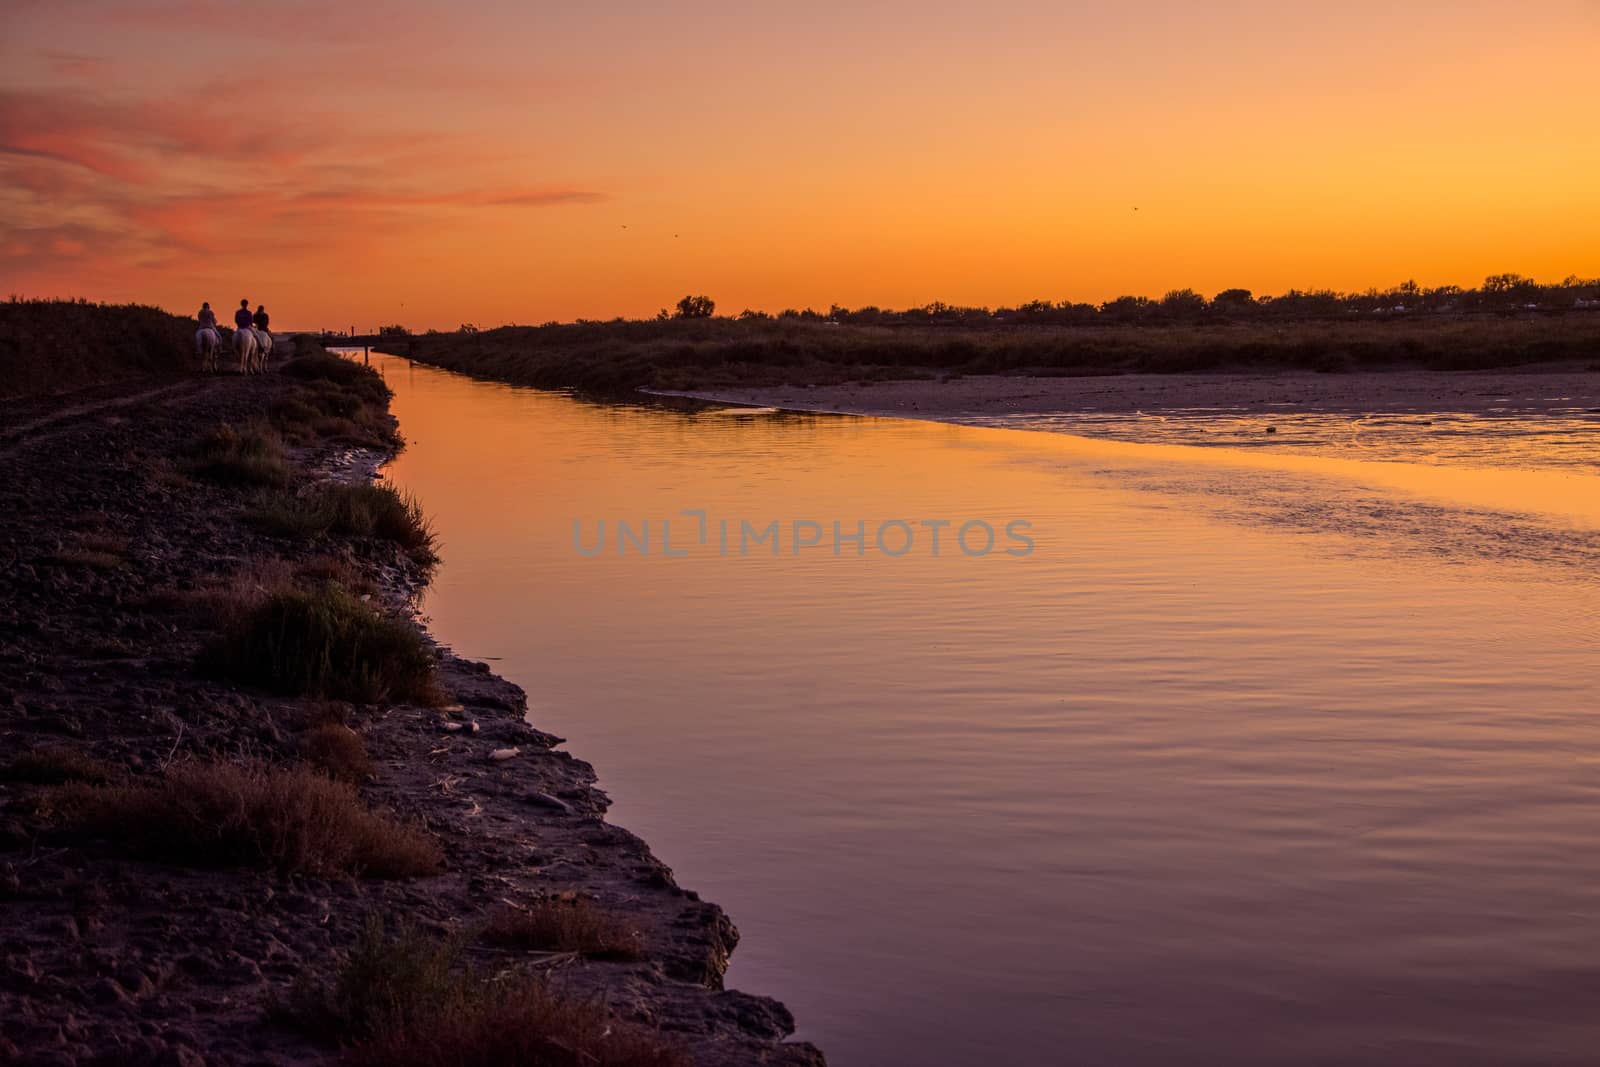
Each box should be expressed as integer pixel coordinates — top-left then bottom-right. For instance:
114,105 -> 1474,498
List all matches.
235,299 -> 254,331
197,301 -> 218,332
253,305 -> 270,331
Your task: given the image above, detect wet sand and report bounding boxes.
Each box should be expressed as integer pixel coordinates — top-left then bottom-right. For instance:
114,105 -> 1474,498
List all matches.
651,367 -> 1600,420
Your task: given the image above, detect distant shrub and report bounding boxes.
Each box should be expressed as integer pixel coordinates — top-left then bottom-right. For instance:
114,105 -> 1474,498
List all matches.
63,761 -> 441,878
399,312 -> 1600,394
673,295 -> 715,320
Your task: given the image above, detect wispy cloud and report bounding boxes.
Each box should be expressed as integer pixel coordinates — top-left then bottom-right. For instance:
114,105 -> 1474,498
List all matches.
0,69 -> 603,293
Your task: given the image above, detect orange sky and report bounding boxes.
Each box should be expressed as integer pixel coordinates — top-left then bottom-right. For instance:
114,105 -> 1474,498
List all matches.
2,1 -> 1598,329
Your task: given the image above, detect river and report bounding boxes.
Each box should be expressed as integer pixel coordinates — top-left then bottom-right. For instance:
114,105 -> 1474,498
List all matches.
360,350 -> 1600,1066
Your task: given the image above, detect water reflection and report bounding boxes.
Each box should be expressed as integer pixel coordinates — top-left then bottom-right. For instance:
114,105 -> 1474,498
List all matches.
360,351 -> 1600,1067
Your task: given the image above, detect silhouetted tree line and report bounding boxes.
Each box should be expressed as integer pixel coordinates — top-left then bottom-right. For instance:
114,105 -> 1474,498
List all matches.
716,274 -> 1600,328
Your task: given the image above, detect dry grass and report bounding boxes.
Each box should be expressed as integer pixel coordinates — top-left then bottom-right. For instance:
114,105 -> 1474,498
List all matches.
299,723 -> 372,784
43,548 -> 127,570
294,554 -> 377,596
63,761 -> 441,878
483,897 -> 645,961
3,747 -> 112,786
289,918 -> 683,1067
42,532 -> 130,570
350,981 -> 688,1067
202,581 -> 440,704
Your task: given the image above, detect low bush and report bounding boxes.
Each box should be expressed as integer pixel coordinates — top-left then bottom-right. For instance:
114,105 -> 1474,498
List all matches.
64,761 -> 441,877
267,395 -> 325,442
269,378 -> 396,448
202,582 -> 440,704
282,353 -> 393,404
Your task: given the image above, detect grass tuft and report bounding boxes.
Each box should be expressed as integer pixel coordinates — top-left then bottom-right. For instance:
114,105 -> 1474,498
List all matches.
184,421 -> 290,487
63,761 -> 440,878
249,483 -> 438,566
483,897 -> 645,961
289,918 -> 683,1067
289,916 -> 465,1040
203,582 -> 440,704
350,981 -> 687,1067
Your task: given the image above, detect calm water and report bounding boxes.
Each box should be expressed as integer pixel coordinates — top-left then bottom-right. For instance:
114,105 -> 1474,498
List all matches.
361,352 -> 1600,1066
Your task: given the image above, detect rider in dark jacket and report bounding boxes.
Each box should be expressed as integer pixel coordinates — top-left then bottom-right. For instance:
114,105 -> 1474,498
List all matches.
253,306 -> 270,331
234,299 -> 253,330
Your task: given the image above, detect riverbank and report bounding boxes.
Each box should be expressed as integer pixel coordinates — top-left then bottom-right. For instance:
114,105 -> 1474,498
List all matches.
392,314 -> 1600,396
0,343 -> 823,1065
646,365 -> 1600,421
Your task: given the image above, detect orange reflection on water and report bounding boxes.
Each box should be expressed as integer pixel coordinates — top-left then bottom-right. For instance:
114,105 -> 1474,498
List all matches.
370,351 -> 1600,1067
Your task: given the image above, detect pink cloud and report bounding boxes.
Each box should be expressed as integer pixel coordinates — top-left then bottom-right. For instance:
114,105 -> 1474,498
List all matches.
0,75 -> 604,295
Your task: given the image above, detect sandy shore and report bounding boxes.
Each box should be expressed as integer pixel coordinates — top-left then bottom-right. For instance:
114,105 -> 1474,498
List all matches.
650,366 -> 1600,420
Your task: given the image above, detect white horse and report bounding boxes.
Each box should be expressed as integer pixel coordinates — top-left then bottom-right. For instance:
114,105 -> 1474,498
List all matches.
251,327 -> 273,372
195,327 -> 220,372
232,326 -> 260,375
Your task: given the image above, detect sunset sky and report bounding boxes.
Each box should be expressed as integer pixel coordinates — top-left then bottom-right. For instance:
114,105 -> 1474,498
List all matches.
2,0 -> 1597,329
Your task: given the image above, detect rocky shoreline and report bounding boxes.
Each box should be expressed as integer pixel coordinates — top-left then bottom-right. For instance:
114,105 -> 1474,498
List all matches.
0,345 -> 823,1066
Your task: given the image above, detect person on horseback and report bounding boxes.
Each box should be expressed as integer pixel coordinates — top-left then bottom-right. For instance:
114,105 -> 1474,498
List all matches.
252,305 -> 270,331
197,302 -> 217,331
235,299 -> 253,330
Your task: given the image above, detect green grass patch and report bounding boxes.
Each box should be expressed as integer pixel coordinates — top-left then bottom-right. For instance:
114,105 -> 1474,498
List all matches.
249,483 -> 438,566
184,421 -> 290,487
203,582 -> 440,704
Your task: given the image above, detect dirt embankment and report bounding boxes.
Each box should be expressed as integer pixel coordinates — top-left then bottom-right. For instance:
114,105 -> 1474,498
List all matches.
0,346 -> 824,1065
